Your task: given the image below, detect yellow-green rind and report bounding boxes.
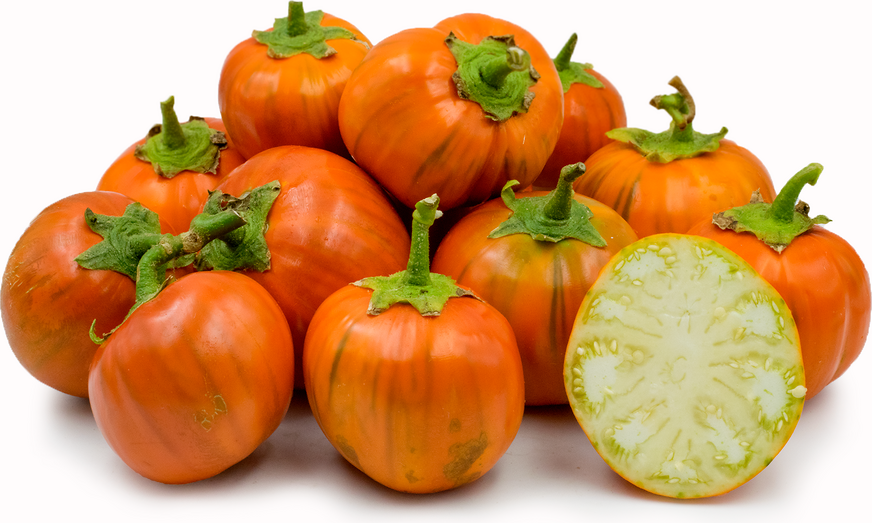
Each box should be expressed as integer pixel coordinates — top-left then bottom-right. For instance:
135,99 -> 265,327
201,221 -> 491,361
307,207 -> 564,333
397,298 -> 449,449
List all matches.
564,234 -> 805,498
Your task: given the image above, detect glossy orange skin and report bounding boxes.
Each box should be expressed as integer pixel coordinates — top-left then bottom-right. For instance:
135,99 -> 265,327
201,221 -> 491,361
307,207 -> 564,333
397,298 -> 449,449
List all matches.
218,14 -> 371,160
1,191 -> 176,398
432,192 -> 638,405
304,285 -> 525,493
89,271 -> 294,484
574,140 -> 776,238
535,69 -> 626,189
213,146 -> 410,388
338,14 -> 564,211
688,221 -> 871,399
97,117 -> 245,232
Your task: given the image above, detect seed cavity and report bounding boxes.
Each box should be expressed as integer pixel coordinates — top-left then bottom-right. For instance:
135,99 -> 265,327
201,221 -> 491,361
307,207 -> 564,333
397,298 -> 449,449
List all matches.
655,450 -> 700,485
738,360 -> 799,425
577,350 -> 621,407
589,295 -> 629,322
704,412 -> 749,466
616,249 -> 668,281
730,294 -> 784,340
610,410 -> 655,455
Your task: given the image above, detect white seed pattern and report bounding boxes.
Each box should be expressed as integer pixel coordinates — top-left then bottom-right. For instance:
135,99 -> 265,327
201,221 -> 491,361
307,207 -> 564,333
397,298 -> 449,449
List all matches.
565,236 -> 805,497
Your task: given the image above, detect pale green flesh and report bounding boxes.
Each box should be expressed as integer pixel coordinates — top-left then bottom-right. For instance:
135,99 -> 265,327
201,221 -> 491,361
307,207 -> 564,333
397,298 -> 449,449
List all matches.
564,234 -> 806,498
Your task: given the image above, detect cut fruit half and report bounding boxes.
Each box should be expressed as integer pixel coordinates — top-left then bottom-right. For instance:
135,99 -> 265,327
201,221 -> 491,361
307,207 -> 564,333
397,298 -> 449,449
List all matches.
564,234 -> 806,498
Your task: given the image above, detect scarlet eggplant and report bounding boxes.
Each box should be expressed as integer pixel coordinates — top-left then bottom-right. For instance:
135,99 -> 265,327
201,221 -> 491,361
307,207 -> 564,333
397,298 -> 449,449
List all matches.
304,195 -> 525,493
574,76 -> 774,237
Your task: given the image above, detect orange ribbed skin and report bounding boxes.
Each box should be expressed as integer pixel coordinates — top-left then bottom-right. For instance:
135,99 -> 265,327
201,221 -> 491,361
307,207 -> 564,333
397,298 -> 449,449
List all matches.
575,140 -> 775,238
89,271 -> 294,484
304,285 -> 525,493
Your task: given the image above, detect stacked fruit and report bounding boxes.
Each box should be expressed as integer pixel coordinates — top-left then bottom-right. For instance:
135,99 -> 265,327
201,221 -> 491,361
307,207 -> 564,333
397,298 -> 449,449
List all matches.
2,1 -> 868,499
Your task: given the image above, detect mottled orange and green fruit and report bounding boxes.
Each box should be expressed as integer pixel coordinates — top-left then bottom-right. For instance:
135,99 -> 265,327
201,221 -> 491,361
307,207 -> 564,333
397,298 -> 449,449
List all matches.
304,196 -> 524,493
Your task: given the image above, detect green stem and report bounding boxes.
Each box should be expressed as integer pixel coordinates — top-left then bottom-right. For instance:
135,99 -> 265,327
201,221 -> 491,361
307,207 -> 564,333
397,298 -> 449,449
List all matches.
286,1 -> 307,37
446,35 -> 538,121
159,96 -> 186,150
543,163 -> 586,221
76,204 -> 169,280
490,166 -> 606,246
134,97 -> 227,178
89,208 -> 247,344
253,3 -> 360,60
480,46 -> 531,88
553,33 -> 578,72
194,181 -> 282,273
135,211 -> 246,304
402,195 -> 441,286
650,76 -> 695,131
767,163 -> 824,224
355,194 -> 475,316
713,163 -> 831,253
127,233 -> 163,258
607,76 -> 726,163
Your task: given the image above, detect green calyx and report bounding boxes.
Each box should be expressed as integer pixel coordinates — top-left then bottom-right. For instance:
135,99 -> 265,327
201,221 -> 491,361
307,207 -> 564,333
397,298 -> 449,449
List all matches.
606,76 -> 727,163
553,33 -> 603,93
446,33 -> 540,122
490,163 -> 607,246
195,181 -> 282,272
87,207 -> 248,343
354,195 -> 476,316
713,163 -> 831,253
75,203 -> 191,279
253,1 -> 366,59
134,96 -> 228,178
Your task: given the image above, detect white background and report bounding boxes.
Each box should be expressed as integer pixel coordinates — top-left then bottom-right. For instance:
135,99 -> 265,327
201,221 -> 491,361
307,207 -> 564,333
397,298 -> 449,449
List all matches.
1,1 -> 869,521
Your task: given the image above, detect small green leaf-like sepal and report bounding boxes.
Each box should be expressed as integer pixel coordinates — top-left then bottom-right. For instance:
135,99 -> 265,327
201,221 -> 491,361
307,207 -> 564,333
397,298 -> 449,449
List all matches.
489,164 -> 607,246
446,33 -> 539,122
134,97 -> 228,178
713,163 -> 832,253
355,273 -> 477,317
606,76 -> 727,163
558,63 -> 602,92
90,209 -> 248,344
75,203 -> 165,279
252,3 -> 365,59
195,181 -> 282,272
353,194 -> 479,316
607,125 -> 727,163
553,34 -> 603,93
